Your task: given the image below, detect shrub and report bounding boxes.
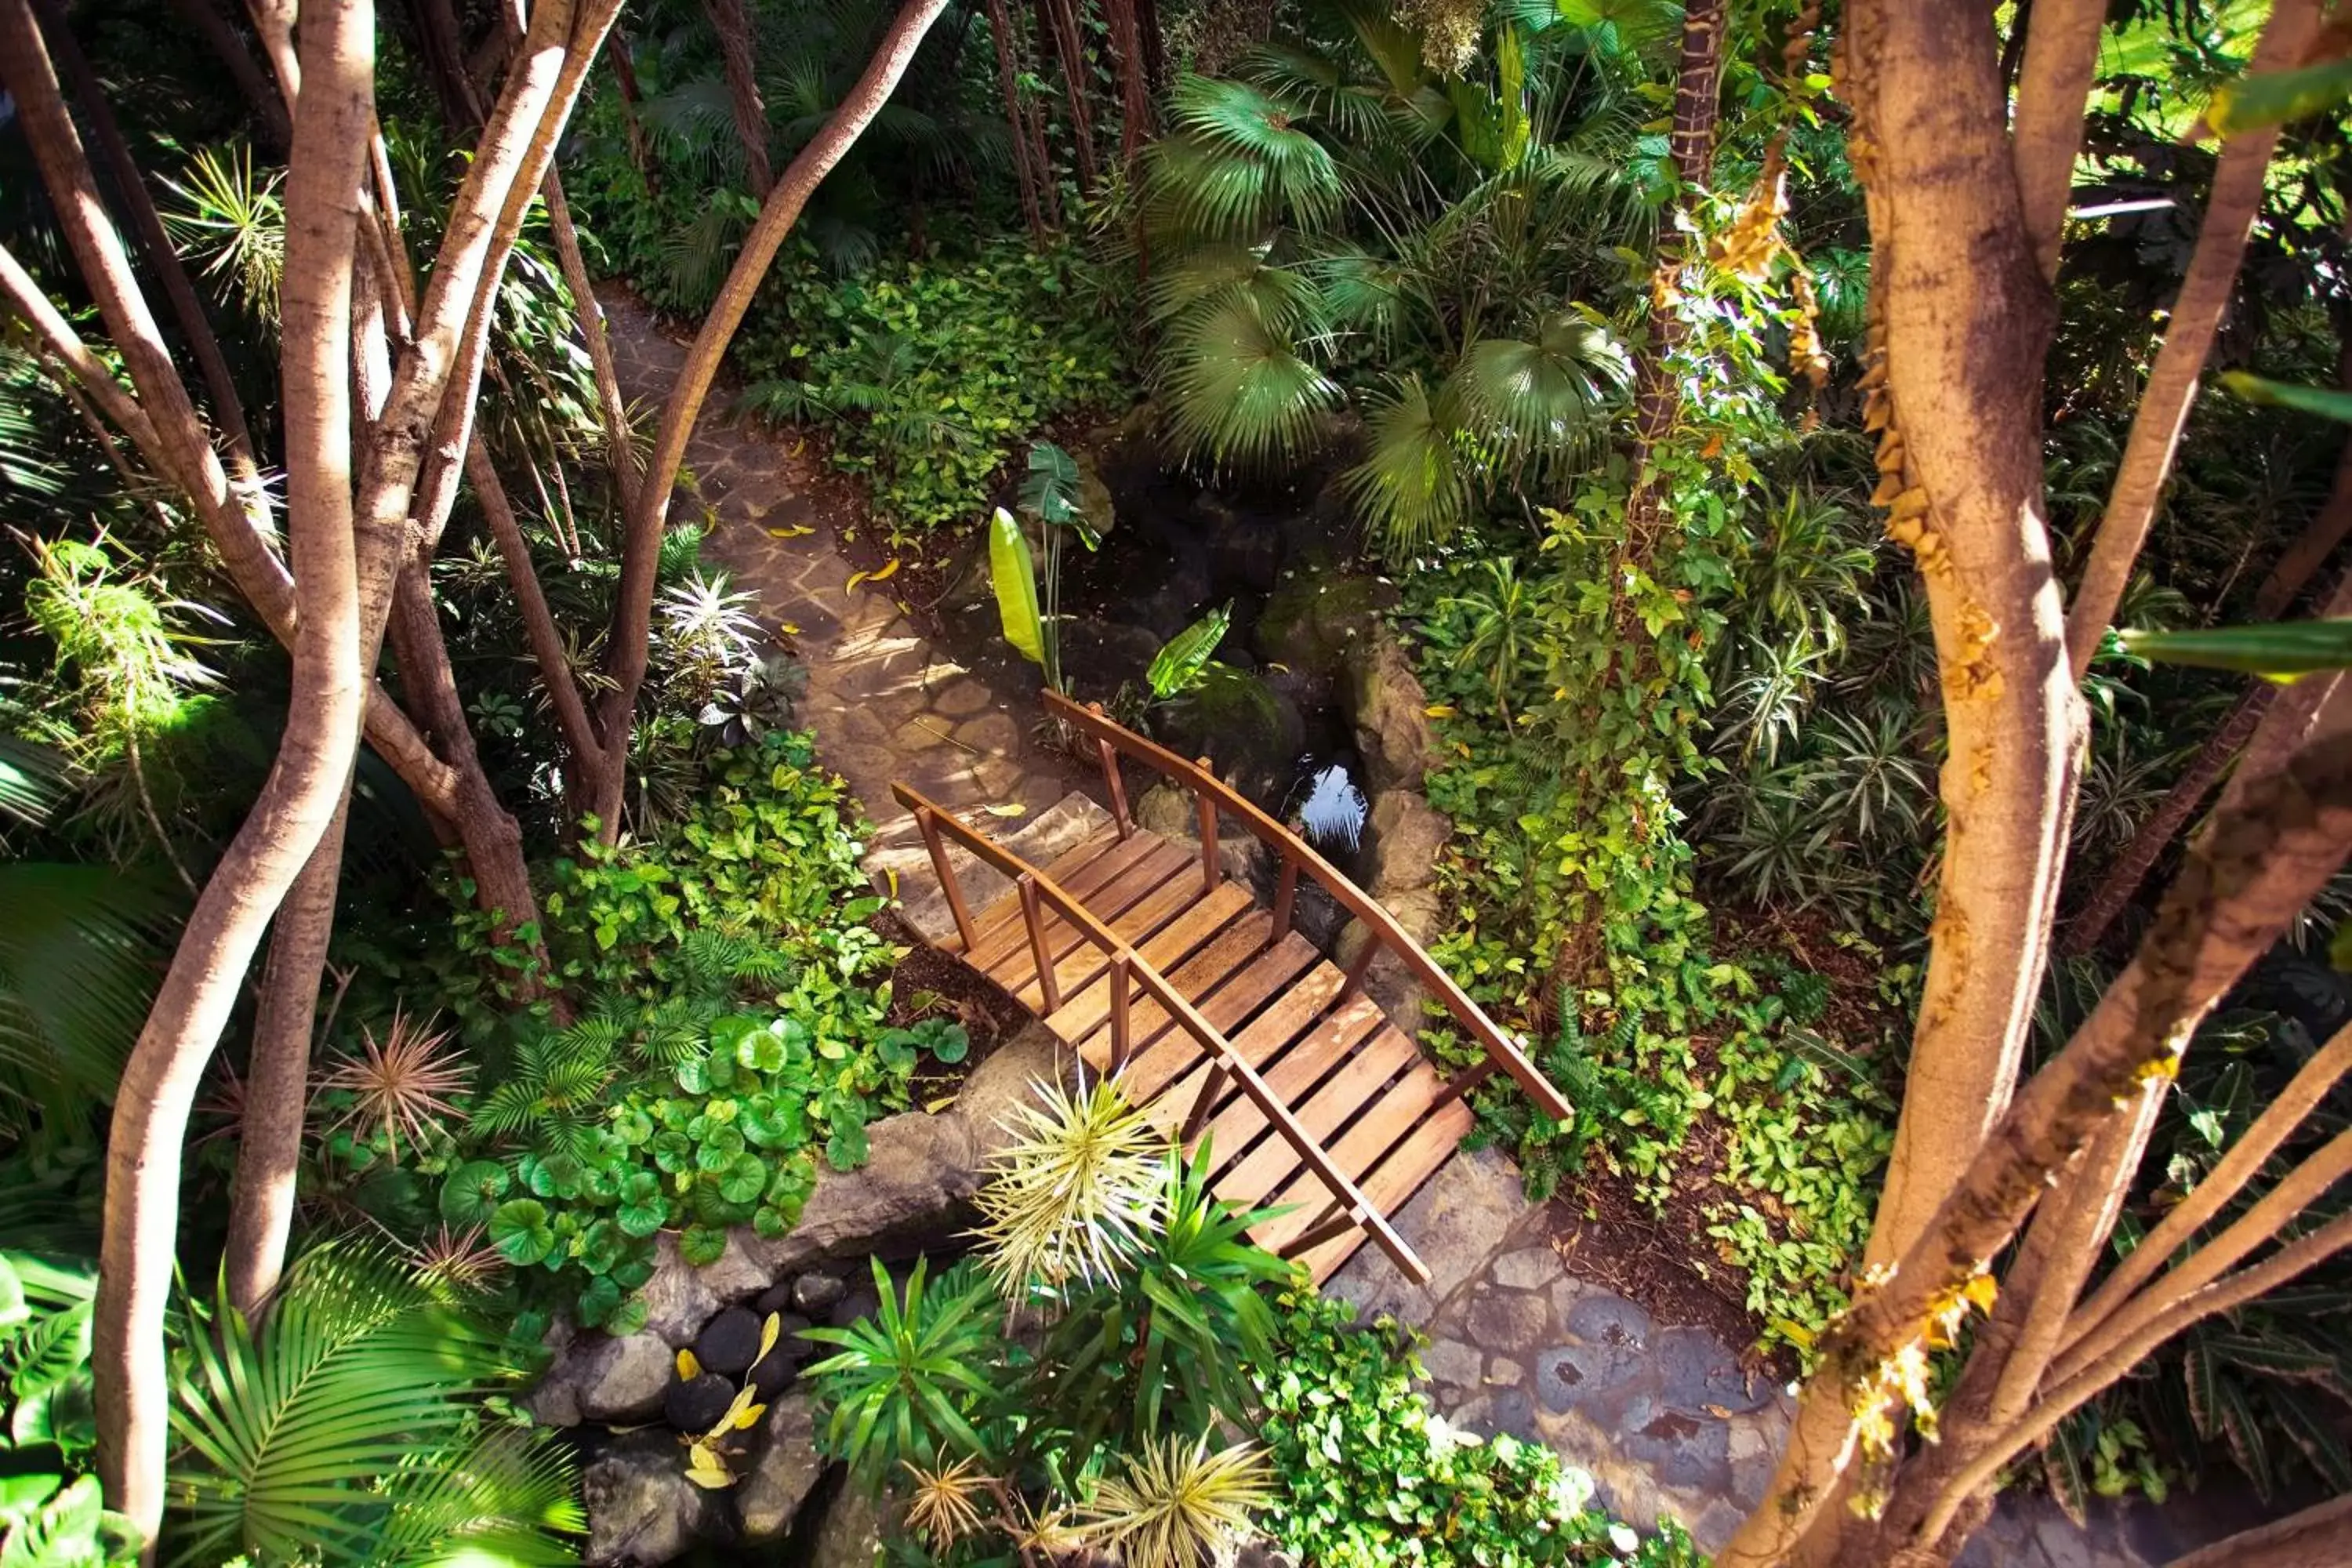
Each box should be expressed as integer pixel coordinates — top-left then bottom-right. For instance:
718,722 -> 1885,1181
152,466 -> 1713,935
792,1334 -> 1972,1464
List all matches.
734,238 -> 1125,535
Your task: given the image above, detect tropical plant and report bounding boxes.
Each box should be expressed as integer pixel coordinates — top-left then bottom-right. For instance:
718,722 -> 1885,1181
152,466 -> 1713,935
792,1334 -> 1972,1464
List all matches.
971,1075 -> 1167,1294
1069,1434 -> 1276,1568
800,1255 -> 1006,1481
169,1246 -> 582,1566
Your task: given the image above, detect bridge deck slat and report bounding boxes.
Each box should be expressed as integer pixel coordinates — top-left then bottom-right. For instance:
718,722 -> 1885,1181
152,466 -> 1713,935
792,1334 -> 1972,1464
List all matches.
953,822 -> 1124,956
1288,1097 -> 1475,1282
993,842 -> 1196,1010
1032,881 -> 1257,1045
967,830 -> 1165,975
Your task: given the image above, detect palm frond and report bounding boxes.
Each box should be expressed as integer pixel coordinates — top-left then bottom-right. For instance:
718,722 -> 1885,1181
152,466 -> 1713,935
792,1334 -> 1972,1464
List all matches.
0,862 -> 167,1105
1341,374 -> 1473,557
1163,299 -> 1341,470
1450,311 -> 1630,466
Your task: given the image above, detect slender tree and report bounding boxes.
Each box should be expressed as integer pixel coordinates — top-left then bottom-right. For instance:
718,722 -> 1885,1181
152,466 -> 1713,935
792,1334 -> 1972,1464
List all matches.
706,0 -> 775,194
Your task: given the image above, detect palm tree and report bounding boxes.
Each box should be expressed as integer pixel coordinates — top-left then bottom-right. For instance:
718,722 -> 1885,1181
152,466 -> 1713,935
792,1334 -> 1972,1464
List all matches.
1136,2 -> 1661,554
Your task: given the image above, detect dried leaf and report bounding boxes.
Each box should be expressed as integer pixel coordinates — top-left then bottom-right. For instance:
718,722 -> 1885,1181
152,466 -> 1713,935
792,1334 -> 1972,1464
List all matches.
675,1348 -> 701,1380
869,557 -> 901,583
982,803 -> 1026,818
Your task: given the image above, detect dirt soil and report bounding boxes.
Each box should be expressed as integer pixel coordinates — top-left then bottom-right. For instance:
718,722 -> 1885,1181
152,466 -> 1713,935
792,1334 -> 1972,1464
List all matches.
876,909 -> 1036,1111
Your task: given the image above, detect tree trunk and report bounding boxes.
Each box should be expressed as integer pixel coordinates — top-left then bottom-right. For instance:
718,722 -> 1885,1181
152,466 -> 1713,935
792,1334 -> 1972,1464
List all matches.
587,0 -> 953,840
1035,0 -> 1096,197
2006,0 -> 2106,285
1102,0 -> 1152,161
1726,713 -> 2352,1566
222,797 -> 349,1315
607,27 -> 655,189
985,0 -> 1047,241
2250,339 -> 2352,619
2062,0 -> 2324,678
2162,1485 -> 2352,1568
706,0 -> 773,195
90,0 -> 380,1538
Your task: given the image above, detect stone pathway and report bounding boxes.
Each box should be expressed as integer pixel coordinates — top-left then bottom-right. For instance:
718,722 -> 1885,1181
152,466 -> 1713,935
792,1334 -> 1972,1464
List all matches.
597,288 -> 1089,888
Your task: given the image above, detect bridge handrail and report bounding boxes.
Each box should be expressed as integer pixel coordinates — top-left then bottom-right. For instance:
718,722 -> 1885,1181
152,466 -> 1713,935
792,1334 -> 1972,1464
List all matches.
1041,689 -> 1573,1123
891,780 -> 1433,1286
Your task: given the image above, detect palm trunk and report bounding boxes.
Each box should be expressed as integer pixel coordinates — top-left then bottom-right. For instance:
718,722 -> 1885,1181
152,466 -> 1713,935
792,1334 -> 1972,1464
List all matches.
223,796 -> 350,1315
608,27 -> 655,190
706,0 -> 774,195
1101,0 -> 1152,161
88,0 -> 380,1538
587,0 -> 953,840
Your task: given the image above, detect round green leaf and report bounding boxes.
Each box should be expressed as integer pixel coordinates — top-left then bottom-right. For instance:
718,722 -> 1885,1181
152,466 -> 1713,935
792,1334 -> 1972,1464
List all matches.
695,1123 -> 747,1170
678,1225 -> 728,1267
650,1129 -> 695,1174
577,1274 -> 622,1328
718,1152 -> 767,1204
616,1172 -> 670,1237
440,1160 -> 510,1226
488,1198 -> 556,1267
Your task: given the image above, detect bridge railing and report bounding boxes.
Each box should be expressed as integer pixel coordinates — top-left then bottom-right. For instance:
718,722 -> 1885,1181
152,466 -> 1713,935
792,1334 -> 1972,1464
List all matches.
1041,690 -> 1573,1125
891,780 -> 1433,1285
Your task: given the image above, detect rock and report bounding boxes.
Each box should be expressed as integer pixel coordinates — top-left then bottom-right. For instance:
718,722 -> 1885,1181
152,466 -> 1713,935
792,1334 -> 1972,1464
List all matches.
665,1372 -> 738,1436
556,1332 -> 674,1425
829,1284 -> 880,1329
583,1430 -> 723,1566
1422,1338 -> 1483,1389
695,1231 -> 771,1305
694,1308 -> 762,1376
767,1311 -> 817,1362
1369,791 -> 1450,898
1566,1292 -> 1653,1350
739,1390 -> 826,1541
808,1478 -> 885,1568
641,1235 -> 719,1346
1492,1246 -> 1563,1293
1348,628 -> 1442,795
1465,1288 -> 1549,1352
1326,1145 -> 1525,1327
952,1022 -> 1067,1159
793,1272 -> 848,1314
755,1280 -> 797,1317
744,1110 -> 979,1276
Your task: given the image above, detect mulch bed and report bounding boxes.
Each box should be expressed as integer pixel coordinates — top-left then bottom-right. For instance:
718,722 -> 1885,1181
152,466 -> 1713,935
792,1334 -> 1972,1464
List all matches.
875,909 -> 1035,1111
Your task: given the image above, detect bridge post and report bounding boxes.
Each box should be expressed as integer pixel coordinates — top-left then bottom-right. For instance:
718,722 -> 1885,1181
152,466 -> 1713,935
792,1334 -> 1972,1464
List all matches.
1194,761 -> 1218,894
914,805 -> 978,953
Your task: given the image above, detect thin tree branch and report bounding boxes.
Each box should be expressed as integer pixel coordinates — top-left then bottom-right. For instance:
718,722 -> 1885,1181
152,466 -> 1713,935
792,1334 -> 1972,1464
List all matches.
2161,1494 -> 2352,1568
0,240 -> 172,471
2008,0 -> 2107,285
2063,0 -> 2325,679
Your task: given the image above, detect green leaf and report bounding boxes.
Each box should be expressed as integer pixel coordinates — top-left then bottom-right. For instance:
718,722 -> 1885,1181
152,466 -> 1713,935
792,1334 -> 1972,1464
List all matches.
718,1152 -> 768,1204
2220,371 -> 2352,425
2118,619 -> 2352,680
616,1171 -> 670,1238
2208,56 -> 2352,137
679,1225 -> 728,1267
488,1199 -> 556,1266
737,1027 -> 788,1075
988,506 -> 1044,664
826,1119 -> 871,1171
1148,603 -> 1234,699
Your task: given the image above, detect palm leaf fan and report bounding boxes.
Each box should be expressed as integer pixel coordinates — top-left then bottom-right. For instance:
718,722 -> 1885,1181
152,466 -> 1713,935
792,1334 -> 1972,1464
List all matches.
0,736 -> 73,830
1163,297 -> 1341,470
1168,76 -> 1345,230
1450,311 -> 1629,466
1306,247 -> 1409,352
371,1425 -> 584,1566
1238,41 -> 1394,143
1342,376 -> 1475,557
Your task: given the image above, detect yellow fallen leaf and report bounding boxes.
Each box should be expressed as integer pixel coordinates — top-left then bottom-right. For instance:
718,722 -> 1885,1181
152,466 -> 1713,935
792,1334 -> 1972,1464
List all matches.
757,1313 -> 780,1365
781,622 -> 800,635
1704,1403 -> 1734,1419
982,803 -> 1026,818
684,1464 -> 736,1490
884,867 -> 899,899
675,1348 -> 701,1381
735,1402 -> 767,1429
845,569 -> 869,593
789,439 -> 806,458
765,524 -> 815,539
924,1094 -> 960,1114
1266,661 -> 1290,673
868,557 -> 901,583
1424,704 -> 1456,718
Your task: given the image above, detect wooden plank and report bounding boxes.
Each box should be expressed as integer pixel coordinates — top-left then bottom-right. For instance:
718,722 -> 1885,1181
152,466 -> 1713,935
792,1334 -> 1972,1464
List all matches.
1251,1072 -> 1468,1260
995,842 -> 1196,1008
967,829 -> 1165,975
1192,986 -> 1386,1178
1209,1024 -> 1423,1214
978,836 -> 1184,985
1094,924 -> 1310,1103
1289,1098 -> 1475,1283
957,822 -> 1123,953
1037,882 -> 1255,1044
1120,954 -> 1348,1144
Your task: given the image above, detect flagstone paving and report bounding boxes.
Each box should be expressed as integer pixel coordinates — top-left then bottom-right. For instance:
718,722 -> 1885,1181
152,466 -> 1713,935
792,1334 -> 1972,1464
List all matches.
597,288 -> 1090,890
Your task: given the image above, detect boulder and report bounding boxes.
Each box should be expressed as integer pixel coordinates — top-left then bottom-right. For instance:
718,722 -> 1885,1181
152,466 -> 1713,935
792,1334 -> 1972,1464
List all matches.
641,1235 -> 719,1346
561,1332 -> 673,1425
1369,791 -> 1450,899
739,1390 -> 827,1541
808,1479 -> 886,1568
746,1023 -> 1067,1276
693,1308 -> 761,1377
582,1430 -> 724,1566
666,1372 -> 737,1436
792,1271 -> 848,1315
1348,626 -> 1441,796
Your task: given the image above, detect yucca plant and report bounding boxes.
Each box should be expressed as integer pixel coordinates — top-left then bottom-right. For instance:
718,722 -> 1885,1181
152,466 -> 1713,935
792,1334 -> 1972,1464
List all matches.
1069,1435 -> 1276,1568
169,1245 -> 582,1566
971,1074 -> 1168,1295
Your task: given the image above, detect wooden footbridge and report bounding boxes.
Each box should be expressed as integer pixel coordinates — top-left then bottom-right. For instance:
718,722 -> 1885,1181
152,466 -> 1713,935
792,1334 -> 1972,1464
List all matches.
893,691 -> 1572,1286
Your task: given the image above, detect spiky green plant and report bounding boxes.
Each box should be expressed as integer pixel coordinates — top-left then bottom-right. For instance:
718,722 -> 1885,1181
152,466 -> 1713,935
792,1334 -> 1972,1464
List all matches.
1070,1435 -> 1275,1568
800,1257 -> 1004,1483
169,1245 -> 582,1566
971,1076 -> 1169,1295
161,146 -> 285,325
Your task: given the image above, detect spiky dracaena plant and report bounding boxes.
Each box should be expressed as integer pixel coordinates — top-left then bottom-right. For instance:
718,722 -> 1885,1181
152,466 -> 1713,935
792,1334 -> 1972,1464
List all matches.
1070,1434 -> 1276,1568
971,1075 -> 1167,1295
318,1007 -> 472,1160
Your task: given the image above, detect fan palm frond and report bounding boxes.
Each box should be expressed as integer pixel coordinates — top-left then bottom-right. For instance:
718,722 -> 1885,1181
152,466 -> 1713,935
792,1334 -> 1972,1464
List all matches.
1163,75 -> 1345,231
1450,311 -> 1630,466
0,737 -> 74,830
1307,246 -> 1410,350
1341,374 -> 1473,556
1239,41 -> 1396,143
0,862 -> 167,1105
1163,299 -> 1342,469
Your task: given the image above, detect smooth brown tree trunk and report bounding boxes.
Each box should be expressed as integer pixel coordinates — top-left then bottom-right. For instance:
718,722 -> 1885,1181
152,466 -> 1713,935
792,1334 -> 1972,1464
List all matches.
85,0 -> 380,1538
607,27 -> 655,188
706,0 -> 773,194
586,0 -> 953,840
222,797 -> 349,1315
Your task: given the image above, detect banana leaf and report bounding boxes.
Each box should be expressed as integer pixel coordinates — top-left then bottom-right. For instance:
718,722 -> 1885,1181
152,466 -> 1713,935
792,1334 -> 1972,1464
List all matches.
989,506 -> 1044,665
1146,603 -> 1232,699
2116,620 -> 2352,681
